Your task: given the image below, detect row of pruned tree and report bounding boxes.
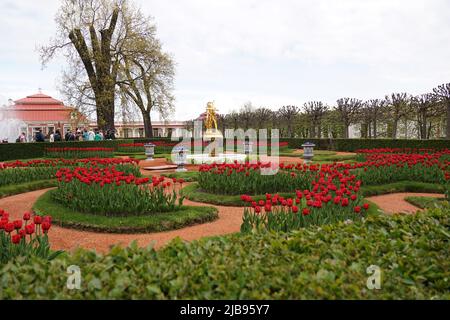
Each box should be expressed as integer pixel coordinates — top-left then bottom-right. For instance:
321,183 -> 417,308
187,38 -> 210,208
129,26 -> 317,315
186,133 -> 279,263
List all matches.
203,84 -> 450,140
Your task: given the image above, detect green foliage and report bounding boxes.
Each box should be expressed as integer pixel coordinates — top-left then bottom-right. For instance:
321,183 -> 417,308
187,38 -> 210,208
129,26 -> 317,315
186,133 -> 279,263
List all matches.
198,167 -> 313,195
283,138 -> 450,152
181,183 -> 295,206
404,196 -> 447,210
162,171 -> 199,182
0,180 -> 57,199
33,190 -> 218,233
360,181 -> 444,196
0,140 -> 124,161
0,167 -> 60,187
1,208 -> 448,299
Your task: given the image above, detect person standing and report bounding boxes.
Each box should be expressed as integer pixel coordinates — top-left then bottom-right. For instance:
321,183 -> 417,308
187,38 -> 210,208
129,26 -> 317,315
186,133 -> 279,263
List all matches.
35,129 -> 45,142
82,128 -> 89,141
88,128 -> 95,141
18,132 -> 27,143
94,129 -> 103,141
54,129 -> 62,142
49,130 -> 55,142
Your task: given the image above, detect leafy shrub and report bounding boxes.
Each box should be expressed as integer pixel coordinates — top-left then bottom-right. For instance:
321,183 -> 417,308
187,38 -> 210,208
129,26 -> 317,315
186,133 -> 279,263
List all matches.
0,207 -> 448,299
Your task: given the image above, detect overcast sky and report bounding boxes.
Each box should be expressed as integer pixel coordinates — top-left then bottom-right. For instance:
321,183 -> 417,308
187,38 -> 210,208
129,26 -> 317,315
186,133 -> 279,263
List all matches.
0,0 -> 449,121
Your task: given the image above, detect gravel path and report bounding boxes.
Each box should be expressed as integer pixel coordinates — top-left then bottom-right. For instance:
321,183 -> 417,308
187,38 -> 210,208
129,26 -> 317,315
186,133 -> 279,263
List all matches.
0,188 -> 242,253
366,192 -> 445,214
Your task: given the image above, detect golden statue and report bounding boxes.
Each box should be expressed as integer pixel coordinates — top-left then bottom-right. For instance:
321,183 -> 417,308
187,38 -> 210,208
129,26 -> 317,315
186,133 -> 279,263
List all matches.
205,101 -> 218,131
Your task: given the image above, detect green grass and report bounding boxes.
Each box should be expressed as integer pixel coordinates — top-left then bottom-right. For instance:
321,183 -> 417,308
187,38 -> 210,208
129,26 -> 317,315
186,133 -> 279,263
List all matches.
33,190 -> 218,233
162,171 -> 199,182
2,206 -> 448,299
360,181 -> 445,197
404,196 -> 447,209
0,179 -> 57,198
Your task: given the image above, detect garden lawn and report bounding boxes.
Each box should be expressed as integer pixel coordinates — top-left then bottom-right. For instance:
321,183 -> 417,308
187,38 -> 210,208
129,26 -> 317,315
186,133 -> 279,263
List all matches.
33,190 -> 218,233
1,207 -> 448,299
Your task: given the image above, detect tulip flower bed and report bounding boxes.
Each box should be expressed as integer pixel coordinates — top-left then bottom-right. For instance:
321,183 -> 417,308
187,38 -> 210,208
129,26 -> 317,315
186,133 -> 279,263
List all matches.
240,166 -> 371,232
52,167 -> 185,216
45,147 -> 115,159
352,150 -> 449,185
0,158 -> 141,187
197,162 -> 315,195
117,143 -> 145,153
0,209 -> 62,266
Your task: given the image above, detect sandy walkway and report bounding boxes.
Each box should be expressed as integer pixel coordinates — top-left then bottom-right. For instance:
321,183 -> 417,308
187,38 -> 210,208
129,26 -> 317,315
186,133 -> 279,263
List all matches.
366,192 -> 445,214
0,188 -> 243,253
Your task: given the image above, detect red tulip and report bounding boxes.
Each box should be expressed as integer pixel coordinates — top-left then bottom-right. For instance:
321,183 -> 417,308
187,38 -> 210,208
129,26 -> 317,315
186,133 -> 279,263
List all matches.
12,234 -> 21,244
4,223 -> 14,233
13,220 -> 22,230
34,216 -> 42,225
354,206 -> 361,213
302,208 -> 310,216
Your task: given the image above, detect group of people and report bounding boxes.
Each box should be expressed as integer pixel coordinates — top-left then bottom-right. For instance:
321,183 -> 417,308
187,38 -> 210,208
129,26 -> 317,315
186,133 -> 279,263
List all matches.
13,127 -> 116,143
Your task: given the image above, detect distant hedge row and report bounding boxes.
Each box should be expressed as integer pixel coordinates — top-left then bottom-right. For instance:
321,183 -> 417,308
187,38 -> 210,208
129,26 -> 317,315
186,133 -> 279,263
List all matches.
0,138 -> 171,161
282,138 -> 450,152
1,137 -> 448,161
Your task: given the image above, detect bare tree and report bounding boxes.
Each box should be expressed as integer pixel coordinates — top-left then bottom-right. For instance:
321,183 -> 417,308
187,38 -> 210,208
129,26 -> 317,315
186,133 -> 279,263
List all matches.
384,93 -> 411,139
254,107 -> 273,130
238,102 -> 255,130
335,98 -> 363,138
40,0 -> 150,131
278,105 -> 300,138
411,94 -> 443,139
432,83 -> 450,139
117,23 -> 175,137
303,101 -> 328,138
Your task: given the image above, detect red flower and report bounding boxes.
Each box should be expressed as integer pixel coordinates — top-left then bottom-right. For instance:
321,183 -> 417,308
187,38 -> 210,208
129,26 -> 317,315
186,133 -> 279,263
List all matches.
354,206 -> 361,213
255,206 -> 261,214
34,216 -> 42,225
292,206 -> 299,213
350,194 -> 357,201
11,234 -> 21,244
25,224 -> 35,235
302,208 -> 310,216
13,220 -> 22,230
363,203 -> 370,210
42,221 -> 51,233
264,204 -> 272,212
23,212 -> 31,221
4,223 -> 14,233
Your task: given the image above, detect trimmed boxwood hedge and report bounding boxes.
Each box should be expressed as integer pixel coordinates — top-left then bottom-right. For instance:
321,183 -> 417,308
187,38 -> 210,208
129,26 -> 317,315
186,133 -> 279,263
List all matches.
282,138 -> 450,152
0,207 -> 448,299
2,137 -> 448,161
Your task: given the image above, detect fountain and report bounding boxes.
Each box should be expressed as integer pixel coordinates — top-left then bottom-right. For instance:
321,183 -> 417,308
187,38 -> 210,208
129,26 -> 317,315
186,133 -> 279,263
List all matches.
0,106 -> 27,143
187,101 -> 246,164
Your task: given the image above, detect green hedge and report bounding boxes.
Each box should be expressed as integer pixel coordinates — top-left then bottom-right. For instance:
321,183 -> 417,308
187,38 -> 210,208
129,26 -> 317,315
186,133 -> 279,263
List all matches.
0,140 -> 124,161
2,137 -> 448,161
282,138 -> 450,152
0,207 -> 448,299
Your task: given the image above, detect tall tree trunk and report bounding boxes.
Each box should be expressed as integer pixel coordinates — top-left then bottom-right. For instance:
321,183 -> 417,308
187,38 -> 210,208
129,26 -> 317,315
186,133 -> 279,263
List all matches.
142,111 -> 153,138
343,123 -> 349,139
392,119 -> 398,139
373,118 -> 377,138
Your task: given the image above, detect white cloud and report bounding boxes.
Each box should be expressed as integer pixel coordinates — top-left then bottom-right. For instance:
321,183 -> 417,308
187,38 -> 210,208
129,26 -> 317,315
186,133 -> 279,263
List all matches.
0,0 -> 449,120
